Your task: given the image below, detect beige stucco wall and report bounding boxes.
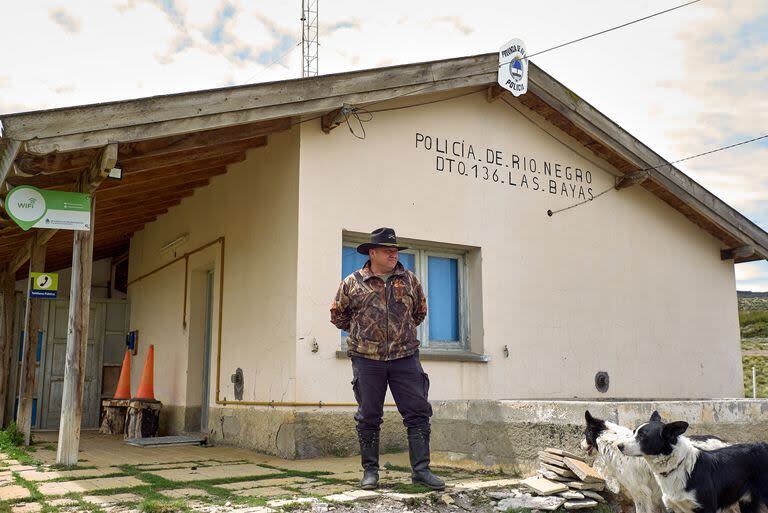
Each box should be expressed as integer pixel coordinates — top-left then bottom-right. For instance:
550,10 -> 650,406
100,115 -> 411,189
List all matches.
127,128 -> 300,423
295,90 -> 743,401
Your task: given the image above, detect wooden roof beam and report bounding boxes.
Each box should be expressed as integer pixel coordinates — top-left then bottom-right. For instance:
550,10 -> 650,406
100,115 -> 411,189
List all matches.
117,136 -> 265,169
721,245 -> 755,261
615,170 -> 650,191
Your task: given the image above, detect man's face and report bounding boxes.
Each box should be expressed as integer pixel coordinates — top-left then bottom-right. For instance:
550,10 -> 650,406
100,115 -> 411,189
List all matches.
370,247 -> 399,271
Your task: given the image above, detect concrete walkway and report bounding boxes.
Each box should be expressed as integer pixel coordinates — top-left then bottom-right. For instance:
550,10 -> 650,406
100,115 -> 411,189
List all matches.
0,431 -> 519,513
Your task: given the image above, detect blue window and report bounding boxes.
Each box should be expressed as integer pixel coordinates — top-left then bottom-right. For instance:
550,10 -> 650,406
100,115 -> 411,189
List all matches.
428,256 -> 459,342
340,241 -> 467,350
18,331 -> 43,363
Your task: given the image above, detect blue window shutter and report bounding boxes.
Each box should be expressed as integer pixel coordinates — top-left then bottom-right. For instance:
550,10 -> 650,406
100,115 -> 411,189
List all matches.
427,256 -> 459,341
399,253 -> 416,272
18,331 -> 23,361
31,398 -> 37,426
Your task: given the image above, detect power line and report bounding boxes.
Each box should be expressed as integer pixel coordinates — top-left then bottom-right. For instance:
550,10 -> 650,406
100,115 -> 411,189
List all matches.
547,132 -> 768,217
242,40 -> 302,85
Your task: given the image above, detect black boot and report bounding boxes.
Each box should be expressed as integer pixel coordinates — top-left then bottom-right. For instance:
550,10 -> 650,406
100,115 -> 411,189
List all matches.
407,424 -> 445,490
358,429 -> 379,490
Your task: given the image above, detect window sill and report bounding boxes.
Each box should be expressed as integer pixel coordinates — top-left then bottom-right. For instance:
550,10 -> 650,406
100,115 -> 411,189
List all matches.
335,350 -> 490,363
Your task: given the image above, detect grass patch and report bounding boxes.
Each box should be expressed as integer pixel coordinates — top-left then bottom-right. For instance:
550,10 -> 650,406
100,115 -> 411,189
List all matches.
13,472 -> 42,502
140,498 -> 189,513
387,481 -> 432,494
743,355 -> 768,397
47,463 -> 99,471
0,423 -> 38,466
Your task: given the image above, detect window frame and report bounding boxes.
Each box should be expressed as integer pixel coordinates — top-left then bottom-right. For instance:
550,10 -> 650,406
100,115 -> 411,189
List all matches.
340,238 -> 470,352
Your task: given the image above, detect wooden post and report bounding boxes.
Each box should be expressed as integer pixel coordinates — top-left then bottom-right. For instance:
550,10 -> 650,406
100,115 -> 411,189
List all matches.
16,234 -> 46,445
0,272 -> 16,428
56,190 -> 96,465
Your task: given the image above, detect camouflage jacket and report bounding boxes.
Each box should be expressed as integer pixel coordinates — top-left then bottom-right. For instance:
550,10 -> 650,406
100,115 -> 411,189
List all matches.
330,261 -> 428,361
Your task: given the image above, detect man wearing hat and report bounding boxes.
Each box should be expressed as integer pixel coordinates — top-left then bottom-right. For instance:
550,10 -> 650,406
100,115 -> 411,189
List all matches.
330,228 -> 445,491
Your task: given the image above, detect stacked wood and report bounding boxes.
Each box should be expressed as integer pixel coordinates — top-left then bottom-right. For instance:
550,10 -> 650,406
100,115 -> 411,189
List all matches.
99,399 -> 130,435
125,399 -> 162,439
520,447 -> 608,510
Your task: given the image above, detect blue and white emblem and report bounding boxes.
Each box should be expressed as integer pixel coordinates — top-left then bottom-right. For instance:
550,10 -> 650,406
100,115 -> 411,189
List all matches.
498,38 -> 528,97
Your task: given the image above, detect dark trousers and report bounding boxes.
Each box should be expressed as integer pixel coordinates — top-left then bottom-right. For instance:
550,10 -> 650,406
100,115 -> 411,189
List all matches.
351,353 -> 432,431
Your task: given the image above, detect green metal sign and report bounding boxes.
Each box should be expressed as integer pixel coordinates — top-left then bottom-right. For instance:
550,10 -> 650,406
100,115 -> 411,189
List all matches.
29,272 -> 59,299
4,186 -> 91,231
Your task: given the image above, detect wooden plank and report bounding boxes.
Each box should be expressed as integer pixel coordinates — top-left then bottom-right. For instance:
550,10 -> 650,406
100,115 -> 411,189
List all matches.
0,273 -> 15,427
2,54 -> 494,141
486,84 -> 504,102
16,233 -> 46,445
120,152 -> 246,176
56,180 -> 95,465
115,136 -> 265,170
562,458 -> 603,483
98,165 -> 226,191
521,477 -> 568,496
95,172 -> 216,201
0,140 -> 23,188
87,144 -> 118,193
95,179 -> 207,208
7,170 -> 81,188
615,170 -> 649,191
14,148 -> 99,176
721,245 -> 755,261
20,74 -> 492,155
118,120 -> 285,161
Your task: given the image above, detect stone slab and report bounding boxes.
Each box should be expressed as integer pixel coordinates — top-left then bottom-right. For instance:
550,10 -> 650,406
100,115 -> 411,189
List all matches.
217,477 -> 311,490
47,499 -> 79,507
149,464 -> 277,482
82,493 -> 143,506
453,478 -> 520,490
560,491 -> 585,500
160,488 -> 212,499
19,468 -> 110,482
384,492 -> 431,500
297,483 -> 352,496
235,487 -> 293,498
582,490 -> 606,503
38,477 -> 145,496
11,503 -> 41,513
8,465 -> 36,472
563,458 -> 603,483
545,448 -> 586,462
564,499 -> 599,509
496,496 -> 566,511
267,497 -> 317,508
0,485 -> 32,500
521,476 -> 568,496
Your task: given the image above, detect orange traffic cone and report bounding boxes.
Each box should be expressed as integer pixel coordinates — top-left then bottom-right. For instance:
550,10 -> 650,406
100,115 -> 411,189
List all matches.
134,345 -> 155,400
113,350 -> 132,399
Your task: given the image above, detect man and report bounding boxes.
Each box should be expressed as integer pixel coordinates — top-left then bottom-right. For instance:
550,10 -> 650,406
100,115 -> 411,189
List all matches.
330,227 -> 445,491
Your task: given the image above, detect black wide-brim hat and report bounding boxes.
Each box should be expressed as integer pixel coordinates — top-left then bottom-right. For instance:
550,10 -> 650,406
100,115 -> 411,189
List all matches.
356,227 -> 409,255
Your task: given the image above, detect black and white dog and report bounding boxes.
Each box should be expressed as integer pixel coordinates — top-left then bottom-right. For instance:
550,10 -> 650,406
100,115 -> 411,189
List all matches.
583,411 -> 730,513
617,411 -> 767,513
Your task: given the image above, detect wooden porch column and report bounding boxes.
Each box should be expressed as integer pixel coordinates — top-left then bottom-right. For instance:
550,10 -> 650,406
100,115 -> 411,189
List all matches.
0,272 -> 16,428
16,234 -> 46,445
56,188 -> 97,465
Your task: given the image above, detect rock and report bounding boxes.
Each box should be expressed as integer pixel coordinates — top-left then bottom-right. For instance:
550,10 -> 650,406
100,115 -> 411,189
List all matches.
567,481 -> 605,491
559,491 -> 585,500
487,491 -> 517,500
440,495 -> 455,505
545,448 -> 586,463
564,499 -> 599,510
562,458 -> 603,483
581,491 -> 606,503
495,496 -> 566,511
312,503 -> 330,513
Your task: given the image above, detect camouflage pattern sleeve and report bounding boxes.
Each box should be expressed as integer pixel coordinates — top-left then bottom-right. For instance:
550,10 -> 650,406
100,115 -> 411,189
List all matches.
330,279 -> 352,331
413,277 -> 428,326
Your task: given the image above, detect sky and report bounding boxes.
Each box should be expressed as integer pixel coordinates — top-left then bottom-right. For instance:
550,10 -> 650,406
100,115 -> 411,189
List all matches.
1,0 -> 766,289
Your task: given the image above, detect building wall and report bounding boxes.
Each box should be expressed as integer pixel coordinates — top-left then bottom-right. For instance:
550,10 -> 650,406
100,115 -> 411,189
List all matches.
294,90 -> 742,401
127,128 -> 300,432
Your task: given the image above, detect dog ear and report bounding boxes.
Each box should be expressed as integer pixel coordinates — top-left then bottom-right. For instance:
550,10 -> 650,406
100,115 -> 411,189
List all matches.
650,410 -> 662,422
662,421 -> 689,442
585,410 -> 594,423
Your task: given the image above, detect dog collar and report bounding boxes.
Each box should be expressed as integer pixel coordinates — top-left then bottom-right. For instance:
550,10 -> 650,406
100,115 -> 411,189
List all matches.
659,459 -> 684,477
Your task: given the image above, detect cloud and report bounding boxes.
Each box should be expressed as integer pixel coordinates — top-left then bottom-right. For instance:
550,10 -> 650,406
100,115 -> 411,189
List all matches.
49,8 -> 81,33
431,16 -> 473,36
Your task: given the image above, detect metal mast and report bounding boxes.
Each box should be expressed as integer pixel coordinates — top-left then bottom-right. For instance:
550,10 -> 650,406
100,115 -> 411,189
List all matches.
301,0 -> 318,77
